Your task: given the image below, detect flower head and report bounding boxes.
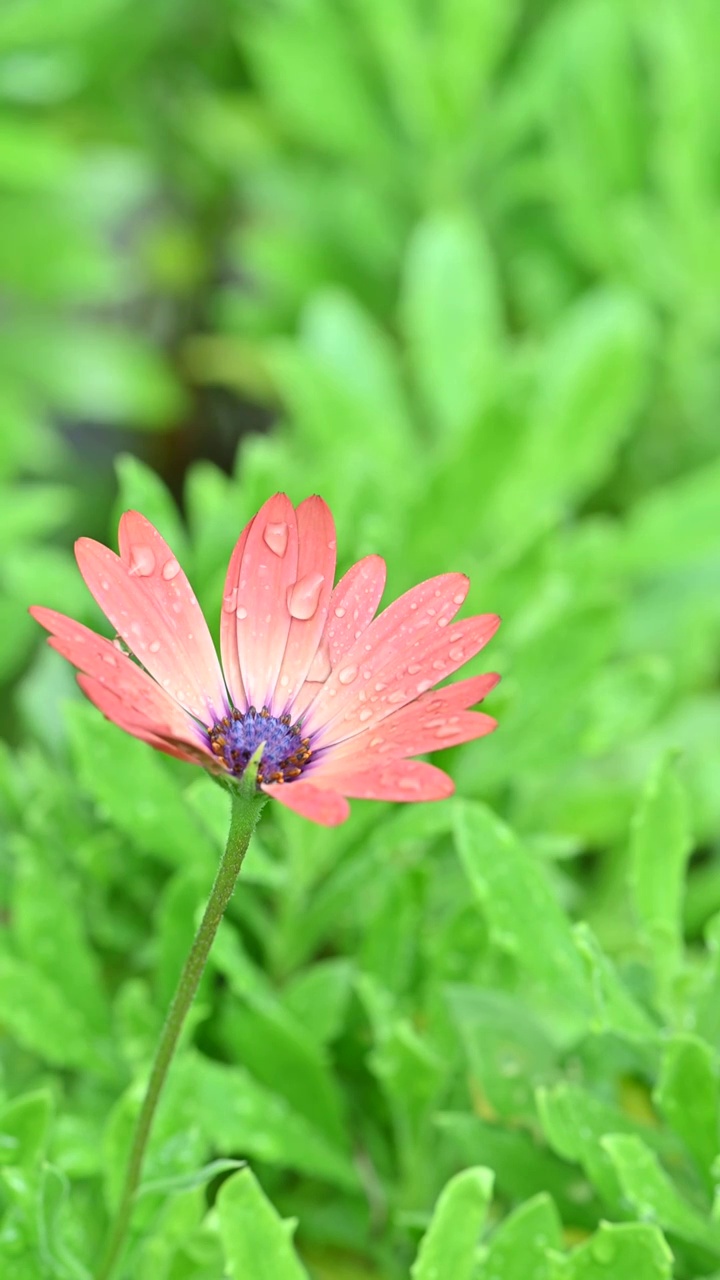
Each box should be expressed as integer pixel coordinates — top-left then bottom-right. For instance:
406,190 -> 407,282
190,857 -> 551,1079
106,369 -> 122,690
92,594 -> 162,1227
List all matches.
30,494 -> 500,825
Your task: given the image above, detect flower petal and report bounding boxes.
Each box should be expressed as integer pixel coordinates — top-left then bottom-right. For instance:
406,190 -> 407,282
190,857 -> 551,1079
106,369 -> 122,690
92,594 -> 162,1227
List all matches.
77,674 -> 212,766
311,672 -> 500,774
274,496 -> 337,714
320,759 -> 455,802
74,534 -> 226,725
290,554 -> 386,719
30,606 -> 211,757
231,493 -> 299,711
262,779 -> 350,826
304,575 -> 498,748
220,518 -> 251,710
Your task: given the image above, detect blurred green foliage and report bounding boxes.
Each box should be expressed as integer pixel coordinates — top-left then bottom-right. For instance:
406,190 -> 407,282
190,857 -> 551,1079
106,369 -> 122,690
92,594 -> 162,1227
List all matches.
2,0 -> 720,1277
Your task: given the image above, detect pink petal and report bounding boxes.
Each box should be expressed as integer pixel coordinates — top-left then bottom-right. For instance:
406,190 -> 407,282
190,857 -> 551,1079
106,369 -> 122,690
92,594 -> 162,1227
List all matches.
74,534 -> 226,726
30,606 -> 212,758
220,519 -> 251,710
303,575 -> 497,748
117,511 -> 227,721
77,674 -> 212,767
274,496 -> 337,714
230,493 -> 299,712
289,554 -> 387,719
311,673 -> 500,774
317,758 -> 455,803
262,779 -> 350,826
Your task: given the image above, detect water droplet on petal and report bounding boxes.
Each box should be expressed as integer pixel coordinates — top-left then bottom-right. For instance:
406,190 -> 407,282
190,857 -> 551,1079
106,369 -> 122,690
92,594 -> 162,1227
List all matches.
453,591 -> 466,605
236,606 -> 248,620
287,572 -> 324,620
306,643 -> 331,683
263,521 -> 289,557
334,606 -> 346,618
358,708 -> 372,722
223,588 -> 238,613
102,653 -> 116,665
127,545 -> 155,577
398,775 -> 421,791
149,640 -> 161,653
408,663 -> 422,675
338,664 -> 358,685
449,644 -> 465,662
435,724 -> 458,739
438,617 -> 449,628
388,690 -> 405,704
101,579 -> 110,591
432,659 -> 445,670
369,736 -> 384,747
417,679 -> 433,693
162,557 -> 181,581
374,682 -> 386,692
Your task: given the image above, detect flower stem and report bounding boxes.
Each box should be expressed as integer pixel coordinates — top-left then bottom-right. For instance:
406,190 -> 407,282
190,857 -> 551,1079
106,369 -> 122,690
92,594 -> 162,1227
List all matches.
96,773 -> 266,1280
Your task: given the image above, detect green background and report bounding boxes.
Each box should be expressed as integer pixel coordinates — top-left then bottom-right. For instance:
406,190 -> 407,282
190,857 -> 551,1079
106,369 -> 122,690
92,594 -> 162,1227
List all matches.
1,1 -> 720,1276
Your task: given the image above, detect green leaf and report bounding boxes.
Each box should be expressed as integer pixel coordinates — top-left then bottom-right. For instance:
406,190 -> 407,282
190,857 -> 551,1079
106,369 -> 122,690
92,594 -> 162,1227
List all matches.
0,1091 -> 52,1169
453,801 -> 589,1036
0,952 -> 110,1075
113,454 -> 188,563
573,923 -> 659,1045
138,1157 -> 245,1200
479,1193 -> 563,1280
447,986 -> 558,1122
551,1221 -> 673,1279
629,755 -> 692,997
411,1167 -> 494,1280
602,1134 -> 720,1253
217,1167 -> 311,1280
655,1034 -> 719,1182
401,211 -> 502,441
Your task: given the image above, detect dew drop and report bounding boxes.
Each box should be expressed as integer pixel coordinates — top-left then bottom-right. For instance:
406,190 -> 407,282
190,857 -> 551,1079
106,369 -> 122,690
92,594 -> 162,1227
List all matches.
358,708 -> 372,722
374,681 -> 386,692
101,579 -> 110,591
287,572 -> 324,620
432,659 -> 445,670
162,557 -> 180,581
263,521 -> 289,557
407,663 -> 422,675
306,643 -> 331,683
222,588 -> 238,613
435,724 -> 458,739
417,679 -> 433,693
338,664 -> 358,685
453,592 -> 466,605
236,606 -> 248,620
334,606 -> 346,618
449,644 -> 465,661
102,653 -> 116,666
388,690 -> 405,704
438,616 -> 449,627
369,736 -> 384,748
398,775 -> 421,792
128,545 -> 155,577
149,640 -> 161,653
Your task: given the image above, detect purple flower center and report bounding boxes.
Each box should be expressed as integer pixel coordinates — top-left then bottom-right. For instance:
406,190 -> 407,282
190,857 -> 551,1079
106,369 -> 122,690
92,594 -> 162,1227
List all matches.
208,707 -> 312,784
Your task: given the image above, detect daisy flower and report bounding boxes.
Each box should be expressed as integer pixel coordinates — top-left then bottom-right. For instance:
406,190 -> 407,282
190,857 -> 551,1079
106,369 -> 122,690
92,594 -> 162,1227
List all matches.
30,494 -> 500,825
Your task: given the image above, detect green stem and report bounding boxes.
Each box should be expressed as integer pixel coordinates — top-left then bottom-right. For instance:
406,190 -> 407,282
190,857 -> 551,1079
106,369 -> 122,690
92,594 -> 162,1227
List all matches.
96,775 -> 266,1280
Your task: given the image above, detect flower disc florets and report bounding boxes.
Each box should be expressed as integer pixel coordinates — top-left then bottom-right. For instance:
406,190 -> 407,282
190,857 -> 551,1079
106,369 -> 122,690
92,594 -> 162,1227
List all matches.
208,707 -> 312,785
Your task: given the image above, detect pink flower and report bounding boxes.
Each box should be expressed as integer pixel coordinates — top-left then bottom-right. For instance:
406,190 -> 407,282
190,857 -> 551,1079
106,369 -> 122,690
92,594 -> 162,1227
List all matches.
30,494 -> 500,826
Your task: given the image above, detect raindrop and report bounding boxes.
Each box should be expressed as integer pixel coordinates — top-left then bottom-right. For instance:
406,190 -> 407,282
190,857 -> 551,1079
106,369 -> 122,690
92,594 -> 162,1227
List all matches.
432,659 -> 445,670
306,643 -> 331,683
338,664 -> 358,685
334,606 -> 346,618
398,775 -> 421,791
280,674 -> 289,687
449,644 -> 465,662
101,579 -> 111,591
127,545 -> 155,577
408,663 -> 422,675
236,606 -> 248,620
102,653 -> 116,666
374,682 -> 386,692
222,588 -> 238,613
149,640 -> 161,653
438,617 -> 449,628
162,558 -> 181,581
435,725 -> 458,739
417,679 -> 433,693
287,572 -> 324,620
263,521 -> 289,557
369,736 -> 384,748
388,690 -> 405,704
358,708 -> 372,722
453,592 -> 465,605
